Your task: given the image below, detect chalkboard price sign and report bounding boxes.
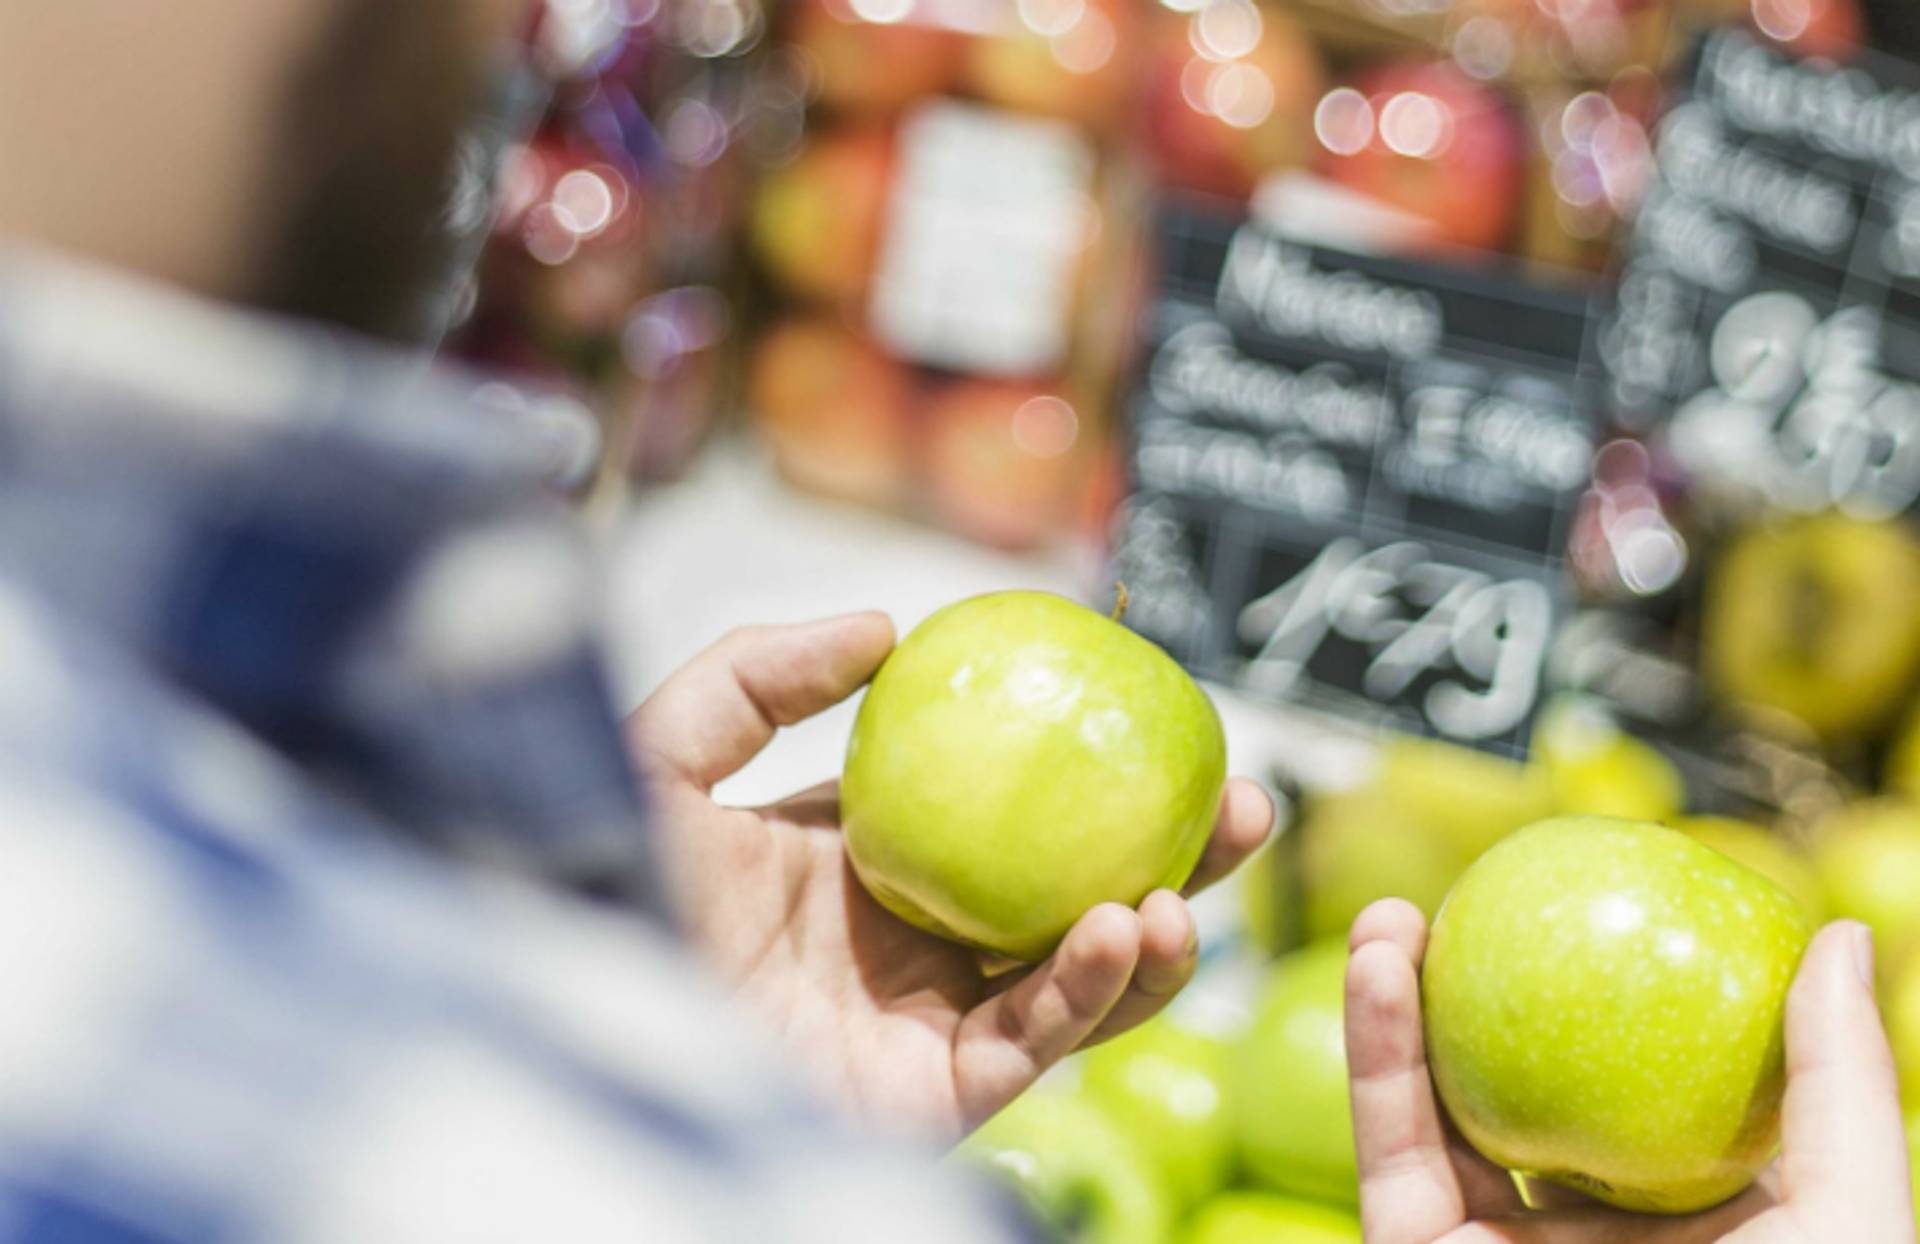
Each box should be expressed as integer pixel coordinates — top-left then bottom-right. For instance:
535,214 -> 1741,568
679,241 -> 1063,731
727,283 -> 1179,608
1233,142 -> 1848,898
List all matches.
1116,205 -> 1601,754
1605,29 -> 1920,519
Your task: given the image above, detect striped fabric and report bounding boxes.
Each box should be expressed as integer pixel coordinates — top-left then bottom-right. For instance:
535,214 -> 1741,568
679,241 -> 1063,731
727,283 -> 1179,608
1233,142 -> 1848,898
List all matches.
0,256 -> 1039,1244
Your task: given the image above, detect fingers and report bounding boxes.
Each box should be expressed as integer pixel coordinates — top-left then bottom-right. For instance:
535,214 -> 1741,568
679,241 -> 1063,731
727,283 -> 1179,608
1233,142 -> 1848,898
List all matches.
628,612 -> 896,791
1776,921 -> 1913,1231
1183,778 -> 1276,896
1347,901 -> 1524,1244
952,903 -> 1142,1129
1347,910 -> 1475,1244
1083,889 -> 1199,1044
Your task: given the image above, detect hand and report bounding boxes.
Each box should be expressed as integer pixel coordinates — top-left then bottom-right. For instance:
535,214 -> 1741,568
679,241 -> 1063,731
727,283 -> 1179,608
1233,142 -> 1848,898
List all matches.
627,611 -> 1273,1138
1344,898 -> 1915,1244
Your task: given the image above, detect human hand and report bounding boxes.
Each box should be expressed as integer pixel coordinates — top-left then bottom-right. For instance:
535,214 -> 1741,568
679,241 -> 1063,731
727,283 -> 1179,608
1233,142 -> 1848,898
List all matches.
1344,898 -> 1915,1244
626,611 -> 1274,1138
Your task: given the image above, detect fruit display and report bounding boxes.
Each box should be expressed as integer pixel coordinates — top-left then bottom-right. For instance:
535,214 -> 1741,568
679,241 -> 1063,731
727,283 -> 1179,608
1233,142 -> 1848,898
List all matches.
1701,515 -> 1920,746
1079,1022 -> 1236,1212
843,591 -> 1226,961
1232,939 -> 1359,1204
448,3 -> 767,493
1178,1191 -> 1361,1244
961,1090 -> 1176,1244
739,0 -> 1148,551
1423,818 -> 1811,1212
747,125 -> 896,306
1312,58 -> 1527,255
1808,800 -> 1920,982
1141,1 -> 1328,201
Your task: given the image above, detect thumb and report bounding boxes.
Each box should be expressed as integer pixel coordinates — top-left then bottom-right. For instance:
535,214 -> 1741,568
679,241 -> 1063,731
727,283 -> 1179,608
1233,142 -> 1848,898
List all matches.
1777,920 -> 1912,1232
627,613 -> 895,791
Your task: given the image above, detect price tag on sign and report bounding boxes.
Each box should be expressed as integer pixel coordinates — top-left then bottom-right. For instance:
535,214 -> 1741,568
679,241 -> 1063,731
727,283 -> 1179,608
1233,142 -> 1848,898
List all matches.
1115,205 -> 1601,754
1236,538 -> 1554,742
1605,30 -> 1920,518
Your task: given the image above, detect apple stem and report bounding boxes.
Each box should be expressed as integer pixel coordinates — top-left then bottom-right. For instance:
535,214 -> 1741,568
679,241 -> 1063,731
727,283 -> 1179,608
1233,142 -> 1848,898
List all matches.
1110,582 -> 1129,624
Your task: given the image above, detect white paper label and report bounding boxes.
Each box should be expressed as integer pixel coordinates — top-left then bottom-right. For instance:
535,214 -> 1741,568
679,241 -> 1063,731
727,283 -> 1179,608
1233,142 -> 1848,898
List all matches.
868,100 -> 1095,376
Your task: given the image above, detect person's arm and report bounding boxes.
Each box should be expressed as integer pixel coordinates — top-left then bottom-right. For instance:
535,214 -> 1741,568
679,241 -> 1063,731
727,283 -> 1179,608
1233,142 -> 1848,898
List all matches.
1343,898 -> 1914,1244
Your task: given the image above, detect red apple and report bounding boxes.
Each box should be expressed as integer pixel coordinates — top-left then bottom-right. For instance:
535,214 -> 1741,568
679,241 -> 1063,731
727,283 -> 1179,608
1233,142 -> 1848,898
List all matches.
960,0 -> 1143,133
1750,0 -> 1865,58
750,126 -> 896,306
1142,1 -> 1327,201
924,379 -> 1084,549
1315,60 -> 1525,255
749,316 -> 914,508
788,0 -> 961,115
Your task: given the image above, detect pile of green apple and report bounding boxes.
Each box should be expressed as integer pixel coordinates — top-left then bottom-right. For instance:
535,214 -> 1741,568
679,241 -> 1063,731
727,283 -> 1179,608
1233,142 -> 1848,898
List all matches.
1243,696 -> 1719,954
959,942 -> 1366,1244
838,587 -> 1920,1233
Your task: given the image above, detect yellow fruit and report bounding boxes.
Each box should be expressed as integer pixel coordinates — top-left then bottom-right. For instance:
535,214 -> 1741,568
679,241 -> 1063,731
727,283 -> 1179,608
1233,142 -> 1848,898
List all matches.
1239,836 -> 1295,957
1888,957 -> 1920,1109
1889,705 -> 1920,798
1533,698 -> 1685,823
1675,816 -> 1824,919
1810,799 -> 1920,980
1297,790 -> 1464,942
1703,515 -> 1920,743
1374,735 -> 1556,862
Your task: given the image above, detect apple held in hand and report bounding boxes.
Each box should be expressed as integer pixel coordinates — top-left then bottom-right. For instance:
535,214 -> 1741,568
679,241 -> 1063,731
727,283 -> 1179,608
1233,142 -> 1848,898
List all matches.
960,1091 -> 1173,1244
1423,817 -> 1812,1213
843,592 -> 1227,962
1233,938 -> 1358,1205
1180,1191 -> 1361,1244
1078,1019 -> 1233,1211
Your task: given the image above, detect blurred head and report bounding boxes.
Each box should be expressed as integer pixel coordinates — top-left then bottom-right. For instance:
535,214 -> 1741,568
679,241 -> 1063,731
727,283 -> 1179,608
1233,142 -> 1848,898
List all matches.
0,0 -> 531,340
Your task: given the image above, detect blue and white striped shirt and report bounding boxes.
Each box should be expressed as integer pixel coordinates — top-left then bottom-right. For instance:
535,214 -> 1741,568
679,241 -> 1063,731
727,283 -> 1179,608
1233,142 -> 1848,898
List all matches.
0,256 -> 1038,1244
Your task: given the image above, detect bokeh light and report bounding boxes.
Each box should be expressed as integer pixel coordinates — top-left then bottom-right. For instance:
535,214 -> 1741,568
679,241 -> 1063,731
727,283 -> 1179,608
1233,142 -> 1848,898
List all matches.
1191,0 -> 1263,62
1314,87 -> 1374,157
1377,91 -> 1450,159
1011,397 -> 1080,459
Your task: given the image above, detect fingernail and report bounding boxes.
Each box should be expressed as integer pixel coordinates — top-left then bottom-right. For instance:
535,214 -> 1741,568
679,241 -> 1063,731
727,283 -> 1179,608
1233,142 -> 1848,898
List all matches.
1849,922 -> 1876,991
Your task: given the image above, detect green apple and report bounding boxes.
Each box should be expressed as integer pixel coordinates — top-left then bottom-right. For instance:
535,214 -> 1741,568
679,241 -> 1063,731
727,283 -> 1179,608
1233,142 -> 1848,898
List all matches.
1702,515 -> 1920,743
1179,1191 -> 1362,1244
843,591 -> 1227,961
1233,938 -> 1357,1206
1078,1019 -> 1233,1211
1240,835 -> 1297,956
960,1090 -> 1173,1244
1887,954 -> 1920,1108
1675,815 -> 1824,920
1810,799 -> 1920,981
1375,735 -> 1555,862
1299,789 -> 1464,942
1423,817 -> 1812,1213
1889,705 -> 1920,799
1533,698 -> 1684,823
